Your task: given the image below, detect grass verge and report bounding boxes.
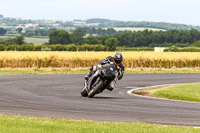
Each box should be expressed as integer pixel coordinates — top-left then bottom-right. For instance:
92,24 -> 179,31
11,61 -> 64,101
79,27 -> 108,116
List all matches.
1,68 -> 200,75
0,115 -> 199,133
0,70 -> 88,75
135,83 -> 200,102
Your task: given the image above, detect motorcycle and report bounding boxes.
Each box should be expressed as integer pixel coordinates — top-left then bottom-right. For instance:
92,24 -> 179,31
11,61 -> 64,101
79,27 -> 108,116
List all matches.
81,63 -> 118,98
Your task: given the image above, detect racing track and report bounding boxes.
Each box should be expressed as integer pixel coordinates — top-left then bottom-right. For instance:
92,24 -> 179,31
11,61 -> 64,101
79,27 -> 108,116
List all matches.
0,74 -> 200,126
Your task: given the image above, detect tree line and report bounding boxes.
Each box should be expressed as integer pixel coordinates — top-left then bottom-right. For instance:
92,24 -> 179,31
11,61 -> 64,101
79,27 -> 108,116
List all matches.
86,18 -> 200,30
114,29 -> 200,47
22,27 -> 117,37
1,28 -> 200,50
48,29 -> 118,50
48,28 -> 200,48
0,34 -> 118,51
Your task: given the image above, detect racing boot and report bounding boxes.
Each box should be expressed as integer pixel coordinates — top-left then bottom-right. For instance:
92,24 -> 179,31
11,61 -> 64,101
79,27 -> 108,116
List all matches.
84,72 -> 92,81
106,81 -> 114,91
84,66 -> 97,81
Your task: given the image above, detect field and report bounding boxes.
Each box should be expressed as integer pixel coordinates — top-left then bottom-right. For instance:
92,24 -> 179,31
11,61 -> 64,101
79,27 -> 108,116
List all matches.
0,51 -> 200,69
0,35 -> 48,45
0,35 -> 15,39
112,27 -> 166,31
24,37 -> 48,45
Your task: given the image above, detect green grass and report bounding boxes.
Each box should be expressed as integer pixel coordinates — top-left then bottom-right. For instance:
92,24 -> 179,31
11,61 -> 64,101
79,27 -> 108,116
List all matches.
0,70 -> 88,75
0,115 -> 199,133
136,83 -> 200,102
1,68 -> 200,75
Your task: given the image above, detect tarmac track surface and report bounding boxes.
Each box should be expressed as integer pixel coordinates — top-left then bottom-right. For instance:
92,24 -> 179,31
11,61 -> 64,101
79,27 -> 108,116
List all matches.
0,74 -> 200,126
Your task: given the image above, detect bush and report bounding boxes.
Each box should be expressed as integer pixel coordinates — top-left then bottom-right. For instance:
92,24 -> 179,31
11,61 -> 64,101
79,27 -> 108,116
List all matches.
65,44 -> 77,51
168,45 -> 178,52
19,44 -> 34,51
193,40 -> 200,47
179,47 -> 200,52
41,47 -> 52,51
54,44 -> 66,51
0,44 -> 5,51
0,44 -> 107,51
117,47 -> 154,51
164,47 -> 200,52
33,45 -> 42,51
79,44 -> 92,51
93,45 -> 107,51
78,44 -> 107,51
6,45 -> 19,51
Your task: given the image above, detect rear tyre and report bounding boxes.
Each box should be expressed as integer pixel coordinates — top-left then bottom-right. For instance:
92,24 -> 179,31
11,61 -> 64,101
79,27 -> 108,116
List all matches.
81,87 -> 88,97
88,80 -> 104,98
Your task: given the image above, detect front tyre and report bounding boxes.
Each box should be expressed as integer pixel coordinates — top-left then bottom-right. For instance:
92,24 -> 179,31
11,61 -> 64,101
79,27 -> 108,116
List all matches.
81,87 -> 88,97
88,80 -> 104,98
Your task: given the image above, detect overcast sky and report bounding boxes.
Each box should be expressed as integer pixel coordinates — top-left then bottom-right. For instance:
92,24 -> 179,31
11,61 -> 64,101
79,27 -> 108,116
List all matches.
0,0 -> 200,26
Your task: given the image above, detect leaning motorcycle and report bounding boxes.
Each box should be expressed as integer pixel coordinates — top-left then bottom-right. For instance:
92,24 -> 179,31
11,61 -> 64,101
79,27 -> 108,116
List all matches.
81,63 -> 118,98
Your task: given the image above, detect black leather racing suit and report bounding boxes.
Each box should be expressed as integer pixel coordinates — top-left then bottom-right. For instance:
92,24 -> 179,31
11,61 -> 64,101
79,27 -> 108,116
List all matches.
98,56 -> 125,80
85,56 -> 125,91
85,56 -> 125,83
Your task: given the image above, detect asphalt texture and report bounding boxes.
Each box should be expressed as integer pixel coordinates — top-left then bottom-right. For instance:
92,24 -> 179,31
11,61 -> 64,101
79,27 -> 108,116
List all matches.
0,73 -> 200,126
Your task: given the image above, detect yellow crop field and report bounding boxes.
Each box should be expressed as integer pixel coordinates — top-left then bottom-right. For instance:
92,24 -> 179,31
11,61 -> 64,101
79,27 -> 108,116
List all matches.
0,51 -> 200,68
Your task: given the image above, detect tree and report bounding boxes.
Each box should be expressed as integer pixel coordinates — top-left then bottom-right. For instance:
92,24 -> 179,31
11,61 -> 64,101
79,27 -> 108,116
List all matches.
16,28 -> 23,34
47,28 -> 57,35
106,28 -> 117,35
16,36 -> 25,45
0,28 -> 7,36
72,29 -> 86,44
23,30 -> 35,37
84,36 -> 100,44
35,29 -> 46,36
105,37 -> 119,51
49,30 -> 72,45
97,35 -> 110,45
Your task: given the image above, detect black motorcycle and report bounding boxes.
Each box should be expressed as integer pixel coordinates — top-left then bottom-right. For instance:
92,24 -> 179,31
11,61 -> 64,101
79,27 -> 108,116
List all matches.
81,63 -> 118,98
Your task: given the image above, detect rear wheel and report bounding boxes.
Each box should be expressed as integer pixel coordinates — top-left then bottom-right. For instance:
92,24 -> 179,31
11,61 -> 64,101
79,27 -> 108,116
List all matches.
88,80 -> 104,98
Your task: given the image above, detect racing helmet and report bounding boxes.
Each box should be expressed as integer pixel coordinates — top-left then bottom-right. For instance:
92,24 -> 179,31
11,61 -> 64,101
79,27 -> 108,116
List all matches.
114,52 -> 123,65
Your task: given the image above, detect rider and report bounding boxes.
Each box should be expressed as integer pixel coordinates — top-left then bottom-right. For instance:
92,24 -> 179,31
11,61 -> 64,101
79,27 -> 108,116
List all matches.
85,52 -> 125,91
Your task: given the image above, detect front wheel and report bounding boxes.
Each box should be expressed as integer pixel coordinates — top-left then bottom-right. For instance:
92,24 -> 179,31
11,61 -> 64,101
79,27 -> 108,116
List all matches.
81,87 -> 88,97
88,80 -> 104,98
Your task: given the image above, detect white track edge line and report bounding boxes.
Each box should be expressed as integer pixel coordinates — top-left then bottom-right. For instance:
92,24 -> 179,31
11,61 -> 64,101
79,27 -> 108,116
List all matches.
127,83 -> 200,104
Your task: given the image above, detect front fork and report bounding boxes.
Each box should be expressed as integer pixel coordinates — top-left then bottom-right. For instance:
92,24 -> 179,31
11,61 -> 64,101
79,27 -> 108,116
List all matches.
84,80 -> 89,93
